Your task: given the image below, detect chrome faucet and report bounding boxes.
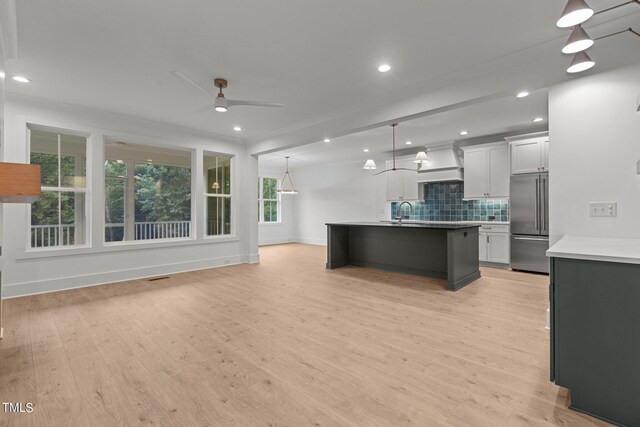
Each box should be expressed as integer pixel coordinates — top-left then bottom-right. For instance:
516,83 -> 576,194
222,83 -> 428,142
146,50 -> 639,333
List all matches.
395,201 -> 413,224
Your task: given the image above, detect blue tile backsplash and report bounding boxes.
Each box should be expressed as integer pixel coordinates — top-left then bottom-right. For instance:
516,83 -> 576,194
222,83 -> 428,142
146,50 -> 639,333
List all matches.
391,180 -> 509,222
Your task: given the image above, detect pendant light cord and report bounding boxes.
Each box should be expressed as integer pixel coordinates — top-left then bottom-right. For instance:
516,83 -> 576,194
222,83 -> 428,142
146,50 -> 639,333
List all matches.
594,0 -> 640,15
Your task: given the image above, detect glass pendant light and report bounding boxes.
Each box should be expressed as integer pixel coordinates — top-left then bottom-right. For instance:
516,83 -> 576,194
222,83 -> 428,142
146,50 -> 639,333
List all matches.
277,156 -> 298,194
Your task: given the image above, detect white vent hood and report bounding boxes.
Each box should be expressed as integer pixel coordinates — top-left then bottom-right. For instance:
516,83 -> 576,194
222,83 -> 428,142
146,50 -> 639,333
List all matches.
417,147 -> 464,182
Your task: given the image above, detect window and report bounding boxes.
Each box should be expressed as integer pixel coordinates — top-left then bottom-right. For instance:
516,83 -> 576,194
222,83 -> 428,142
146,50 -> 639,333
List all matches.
104,142 -> 192,243
259,177 -> 280,223
29,128 -> 87,248
204,153 -> 232,236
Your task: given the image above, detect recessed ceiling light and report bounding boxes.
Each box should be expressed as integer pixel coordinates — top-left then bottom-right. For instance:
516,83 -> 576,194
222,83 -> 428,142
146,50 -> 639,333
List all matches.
378,64 -> 391,73
460,131 -> 469,136
405,141 -> 412,145
324,138 -> 331,143
533,117 -> 545,122
12,75 -> 31,83
147,159 -> 153,163
363,148 -> 369,153
0,71 -> 5,79
516,91 -> 530,98
233,126 -> 242,132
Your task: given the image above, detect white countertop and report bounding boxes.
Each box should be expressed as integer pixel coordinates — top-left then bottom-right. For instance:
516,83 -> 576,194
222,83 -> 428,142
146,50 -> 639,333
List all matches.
547,236 -> 640,264
382,220 -> 509,226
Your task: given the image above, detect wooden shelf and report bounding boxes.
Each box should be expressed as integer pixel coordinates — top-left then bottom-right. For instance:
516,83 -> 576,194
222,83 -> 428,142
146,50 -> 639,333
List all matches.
0,162 -> 41,203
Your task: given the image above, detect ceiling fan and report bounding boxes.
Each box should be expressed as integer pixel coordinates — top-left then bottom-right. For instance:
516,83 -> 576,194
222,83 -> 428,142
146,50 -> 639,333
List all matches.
171,71 -> 283,113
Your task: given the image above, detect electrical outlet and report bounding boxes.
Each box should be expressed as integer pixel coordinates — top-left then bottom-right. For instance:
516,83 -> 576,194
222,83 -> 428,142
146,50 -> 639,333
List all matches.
589,202 -> 617,217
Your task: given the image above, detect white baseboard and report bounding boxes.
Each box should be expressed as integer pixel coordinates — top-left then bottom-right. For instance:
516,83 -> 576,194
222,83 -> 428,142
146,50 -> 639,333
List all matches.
258,238 -> 294,246
294,236 -> 327,246
2,254 -> 251,299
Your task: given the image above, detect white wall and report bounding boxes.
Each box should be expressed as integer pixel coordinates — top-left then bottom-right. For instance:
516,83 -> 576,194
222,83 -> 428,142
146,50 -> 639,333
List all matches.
548,63 -> 640,245
1,95 -> 258,298
292,158 -> 388,245
257,164 -> 295,246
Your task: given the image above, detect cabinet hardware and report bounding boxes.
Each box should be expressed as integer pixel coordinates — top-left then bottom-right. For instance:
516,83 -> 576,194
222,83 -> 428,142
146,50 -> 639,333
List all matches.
487,235 -> 490,243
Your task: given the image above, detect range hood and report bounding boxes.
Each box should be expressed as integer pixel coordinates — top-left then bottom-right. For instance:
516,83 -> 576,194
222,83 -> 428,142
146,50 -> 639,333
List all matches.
417,147 -> 463,182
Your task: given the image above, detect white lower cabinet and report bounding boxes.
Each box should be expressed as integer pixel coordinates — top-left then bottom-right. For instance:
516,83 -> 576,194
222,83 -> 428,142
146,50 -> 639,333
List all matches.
478,224 -> 509,265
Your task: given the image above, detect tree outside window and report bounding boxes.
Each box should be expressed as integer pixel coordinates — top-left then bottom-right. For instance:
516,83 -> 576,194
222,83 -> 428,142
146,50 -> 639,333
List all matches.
104,142 -> 192,243
29,128 -> 87,248
259,177 -> 280,223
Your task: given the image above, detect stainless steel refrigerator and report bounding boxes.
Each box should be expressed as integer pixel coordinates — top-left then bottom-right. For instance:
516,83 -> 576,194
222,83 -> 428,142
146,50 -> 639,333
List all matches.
510,173 -> 549,273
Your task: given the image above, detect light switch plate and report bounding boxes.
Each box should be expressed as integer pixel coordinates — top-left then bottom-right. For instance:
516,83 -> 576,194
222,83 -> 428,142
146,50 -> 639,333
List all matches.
589,202 -> 617,217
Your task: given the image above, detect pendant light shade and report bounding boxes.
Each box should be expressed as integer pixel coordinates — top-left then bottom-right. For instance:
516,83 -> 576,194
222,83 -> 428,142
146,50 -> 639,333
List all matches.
567,51 -> 595,73
363,123 -> 426,175
413,151 -> 429,164
277,156 -> 298,194
363,159 -> 377,170
557,0 -> 594,28
562,25 -> 594,54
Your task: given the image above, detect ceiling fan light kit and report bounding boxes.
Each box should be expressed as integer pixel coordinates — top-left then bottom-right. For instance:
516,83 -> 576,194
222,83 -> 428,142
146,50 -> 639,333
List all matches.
556,0 -> 640,73
172,72 -> 283,113
363,123 -> 429,175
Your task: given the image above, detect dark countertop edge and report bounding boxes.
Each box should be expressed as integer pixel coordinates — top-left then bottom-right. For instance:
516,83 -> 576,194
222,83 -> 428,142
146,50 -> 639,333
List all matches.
325,222 -> 480,230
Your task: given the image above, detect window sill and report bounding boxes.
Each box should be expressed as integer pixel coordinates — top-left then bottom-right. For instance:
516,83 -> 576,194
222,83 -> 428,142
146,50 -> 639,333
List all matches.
259,222 -> 283,226
17,235 -> 240,260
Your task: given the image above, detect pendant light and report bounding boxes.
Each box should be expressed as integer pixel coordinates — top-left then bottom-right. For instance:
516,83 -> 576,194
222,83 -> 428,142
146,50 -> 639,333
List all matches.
363,123 -> 429,175
557,0 -> 594,28
277,156 -> 298,194
562,25 -> 594,54
567,51 -> 595,73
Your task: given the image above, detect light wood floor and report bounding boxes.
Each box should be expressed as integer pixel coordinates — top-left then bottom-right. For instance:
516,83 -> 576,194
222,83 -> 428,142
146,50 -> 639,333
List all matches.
0,243 -> 609,426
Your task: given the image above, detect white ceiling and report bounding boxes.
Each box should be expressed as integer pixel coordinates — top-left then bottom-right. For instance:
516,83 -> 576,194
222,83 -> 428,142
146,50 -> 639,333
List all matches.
259,89 -> 549,168
4,1 -> 640,149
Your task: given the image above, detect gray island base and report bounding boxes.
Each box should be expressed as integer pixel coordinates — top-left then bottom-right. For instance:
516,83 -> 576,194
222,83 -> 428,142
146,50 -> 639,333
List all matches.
326,222 -> 481,291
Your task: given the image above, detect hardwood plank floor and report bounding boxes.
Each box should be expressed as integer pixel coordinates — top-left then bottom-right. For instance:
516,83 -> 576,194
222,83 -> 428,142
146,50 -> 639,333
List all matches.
0,243 -> 610,426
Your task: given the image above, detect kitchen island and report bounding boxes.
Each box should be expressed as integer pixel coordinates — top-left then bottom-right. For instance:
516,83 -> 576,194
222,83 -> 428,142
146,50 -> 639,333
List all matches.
326,222 -> 480,291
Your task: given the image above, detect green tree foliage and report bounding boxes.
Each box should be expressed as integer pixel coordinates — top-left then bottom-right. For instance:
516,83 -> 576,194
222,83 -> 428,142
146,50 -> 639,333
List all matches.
134,163 -> 191,222
30,153 -> 80,226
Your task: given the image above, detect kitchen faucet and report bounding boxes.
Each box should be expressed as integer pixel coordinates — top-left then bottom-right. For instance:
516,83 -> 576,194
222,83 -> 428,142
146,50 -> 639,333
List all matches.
395,201 -> 413,224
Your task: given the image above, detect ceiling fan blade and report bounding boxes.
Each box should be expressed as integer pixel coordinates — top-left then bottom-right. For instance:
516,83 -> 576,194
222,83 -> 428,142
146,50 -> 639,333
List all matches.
171,71 -> 216,99
194,105 -> 215,114
227,99 -> 283,108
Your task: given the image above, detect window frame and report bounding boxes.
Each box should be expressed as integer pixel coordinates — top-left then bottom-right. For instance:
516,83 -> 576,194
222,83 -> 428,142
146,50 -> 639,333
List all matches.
26,125 -> 91,252
258,176 -> 281,224
203,152 -> 235,239
102,141 -> 195,246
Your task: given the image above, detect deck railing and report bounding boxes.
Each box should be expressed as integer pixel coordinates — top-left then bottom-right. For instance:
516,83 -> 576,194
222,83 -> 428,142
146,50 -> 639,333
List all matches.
32,220 -> 191,247
31,224 -> 76,248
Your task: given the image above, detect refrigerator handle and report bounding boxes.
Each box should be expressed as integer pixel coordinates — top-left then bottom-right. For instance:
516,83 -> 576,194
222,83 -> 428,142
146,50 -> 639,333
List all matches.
542,177 -> 546,232
535,178 -> 539,231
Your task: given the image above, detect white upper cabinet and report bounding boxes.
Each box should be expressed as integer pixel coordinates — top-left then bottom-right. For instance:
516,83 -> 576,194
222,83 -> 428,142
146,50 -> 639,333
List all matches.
386,159 -> 419,201
509,136 -> 549,174
462,143 -> 508,199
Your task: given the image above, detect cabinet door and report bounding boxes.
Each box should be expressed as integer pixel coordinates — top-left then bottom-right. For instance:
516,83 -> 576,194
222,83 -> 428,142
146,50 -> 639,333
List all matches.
402,160 -> 419,200
541,138 -> 549,171
463,148 -> 487,198
487,145 -> 509,198
511,140 -> 542,174
487,232 -> 510,264
479,232 -> 488,261
386,161 -> 404,201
